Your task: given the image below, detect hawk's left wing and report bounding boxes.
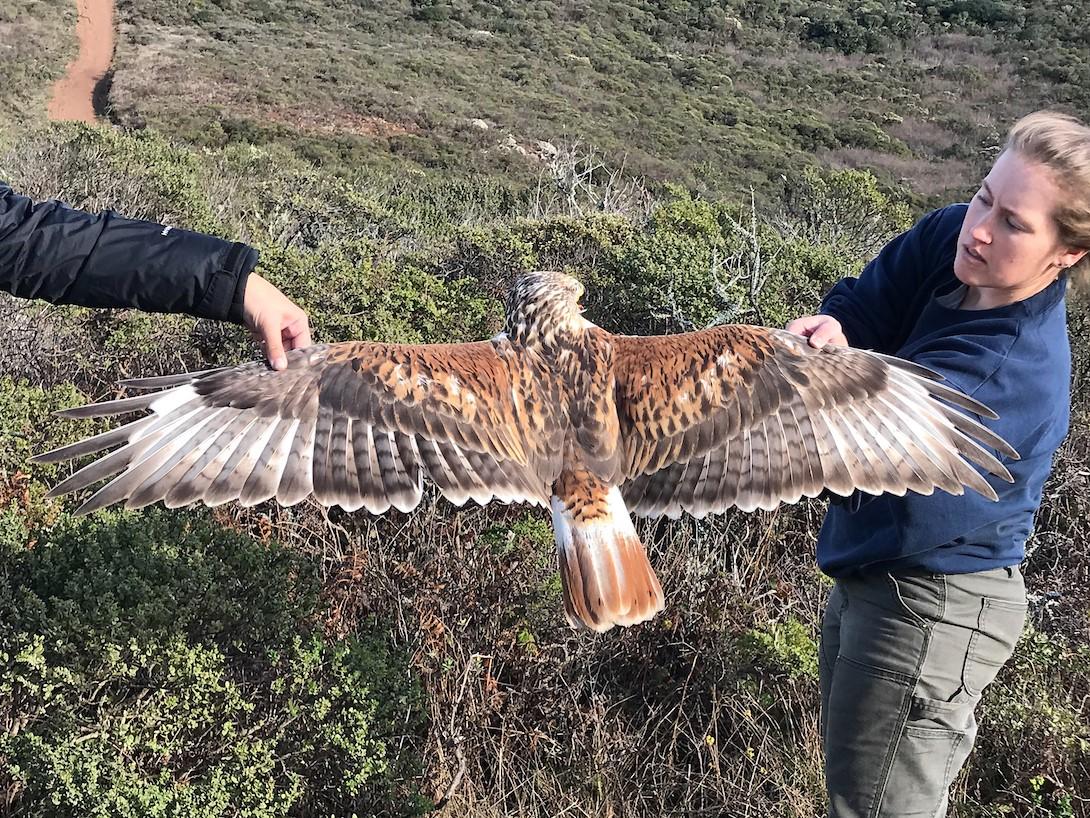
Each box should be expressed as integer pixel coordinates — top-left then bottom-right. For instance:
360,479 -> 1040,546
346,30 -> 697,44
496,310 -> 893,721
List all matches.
611,325 -> 1018,517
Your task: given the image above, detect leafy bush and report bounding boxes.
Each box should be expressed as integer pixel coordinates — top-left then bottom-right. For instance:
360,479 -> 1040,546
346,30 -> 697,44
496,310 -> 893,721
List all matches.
3,124 -> 219,233
0,506 -> 425,817
0,378 -> 425,817
740,618 -> 820,681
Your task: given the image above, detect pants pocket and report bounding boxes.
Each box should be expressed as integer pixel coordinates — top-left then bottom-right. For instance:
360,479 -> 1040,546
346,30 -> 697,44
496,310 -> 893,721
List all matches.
886,571 -> 944,627
962,597 -> 1026,697
882,695 -> 976,817
884,725 -> 962,816
825,655 -> 916,818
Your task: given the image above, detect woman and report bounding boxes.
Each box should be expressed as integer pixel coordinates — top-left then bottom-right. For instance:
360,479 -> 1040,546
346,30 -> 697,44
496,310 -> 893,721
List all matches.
0,181 -> 310,368
787,111 -> 1090,817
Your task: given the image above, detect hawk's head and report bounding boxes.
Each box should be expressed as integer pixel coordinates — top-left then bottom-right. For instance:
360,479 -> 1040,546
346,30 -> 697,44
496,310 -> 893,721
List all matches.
505,271 -> 589,347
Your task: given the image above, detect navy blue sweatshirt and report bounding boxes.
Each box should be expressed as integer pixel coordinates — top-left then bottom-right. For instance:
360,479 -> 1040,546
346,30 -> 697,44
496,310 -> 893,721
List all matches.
816,204 -> 1071,576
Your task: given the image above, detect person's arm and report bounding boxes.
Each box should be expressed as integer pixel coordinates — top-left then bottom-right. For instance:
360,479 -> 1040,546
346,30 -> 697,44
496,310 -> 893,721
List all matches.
0,182 -> 310,368
815,205 -> 963,353
789,205 -> 959,353
1,181 -> 255,320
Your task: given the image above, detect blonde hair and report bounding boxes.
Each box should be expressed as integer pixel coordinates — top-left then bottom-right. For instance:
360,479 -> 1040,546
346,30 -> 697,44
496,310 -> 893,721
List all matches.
1004,111 -> 1090,284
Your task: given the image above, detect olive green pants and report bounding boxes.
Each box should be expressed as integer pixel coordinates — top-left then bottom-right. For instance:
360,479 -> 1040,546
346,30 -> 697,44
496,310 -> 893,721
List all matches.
819,567 -> 1027,818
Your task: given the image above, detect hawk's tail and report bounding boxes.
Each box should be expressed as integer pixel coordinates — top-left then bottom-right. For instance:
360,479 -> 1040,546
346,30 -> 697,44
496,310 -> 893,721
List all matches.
550,488 -> 665,632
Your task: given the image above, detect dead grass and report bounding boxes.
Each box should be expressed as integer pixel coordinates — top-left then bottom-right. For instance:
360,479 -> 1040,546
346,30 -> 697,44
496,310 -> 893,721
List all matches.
104,23 -> 419,139
817,145 -> 977,200
228,497 -> 832,818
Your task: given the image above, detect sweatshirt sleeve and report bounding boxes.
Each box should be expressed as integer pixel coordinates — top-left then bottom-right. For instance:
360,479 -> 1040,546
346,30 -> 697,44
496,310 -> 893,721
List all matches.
0,182 -> 258,323
819,205 -> 962,354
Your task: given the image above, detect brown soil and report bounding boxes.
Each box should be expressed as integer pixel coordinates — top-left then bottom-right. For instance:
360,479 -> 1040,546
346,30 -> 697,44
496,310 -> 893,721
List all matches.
48,0 -> 115,122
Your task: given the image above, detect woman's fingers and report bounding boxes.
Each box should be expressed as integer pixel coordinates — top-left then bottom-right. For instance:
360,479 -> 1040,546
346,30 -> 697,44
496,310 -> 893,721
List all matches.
785,314 -> 848,348
785,315 -> 825,336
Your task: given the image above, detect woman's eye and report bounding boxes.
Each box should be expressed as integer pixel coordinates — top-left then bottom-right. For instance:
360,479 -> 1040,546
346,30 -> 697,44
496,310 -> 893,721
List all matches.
1006,217 -> 1023,231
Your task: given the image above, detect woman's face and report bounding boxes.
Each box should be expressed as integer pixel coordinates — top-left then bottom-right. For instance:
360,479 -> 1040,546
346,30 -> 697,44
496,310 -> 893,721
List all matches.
954,149 -> 1086,303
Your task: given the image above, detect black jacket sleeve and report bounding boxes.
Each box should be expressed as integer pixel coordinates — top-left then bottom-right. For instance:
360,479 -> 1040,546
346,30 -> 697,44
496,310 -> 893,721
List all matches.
0,181 -> 258,323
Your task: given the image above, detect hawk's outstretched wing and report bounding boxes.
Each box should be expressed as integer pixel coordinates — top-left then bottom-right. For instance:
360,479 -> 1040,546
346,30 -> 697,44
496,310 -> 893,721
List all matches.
612,326 -> 1018,518
35,341 -> 565,516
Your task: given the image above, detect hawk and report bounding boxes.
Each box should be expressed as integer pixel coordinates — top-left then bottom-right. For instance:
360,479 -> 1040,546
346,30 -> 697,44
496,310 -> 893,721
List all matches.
35,271 -> 1018,632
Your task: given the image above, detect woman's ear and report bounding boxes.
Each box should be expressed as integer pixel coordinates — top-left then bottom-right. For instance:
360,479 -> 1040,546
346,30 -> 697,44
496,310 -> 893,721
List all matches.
1059,246 -> 1088,270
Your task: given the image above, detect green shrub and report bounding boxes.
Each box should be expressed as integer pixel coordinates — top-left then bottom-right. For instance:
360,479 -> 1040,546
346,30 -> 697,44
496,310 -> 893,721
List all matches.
0,509 -> 425,817
961,625 -> 1090,815
3,124 -> 220,234
1,379 -> 424,816
256,242 -> 503,345
739,618 -> 820,681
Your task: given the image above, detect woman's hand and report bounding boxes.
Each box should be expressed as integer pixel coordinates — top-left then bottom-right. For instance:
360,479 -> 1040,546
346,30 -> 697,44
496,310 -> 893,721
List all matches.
241,272 -> 312,370
785,314 -> 848,349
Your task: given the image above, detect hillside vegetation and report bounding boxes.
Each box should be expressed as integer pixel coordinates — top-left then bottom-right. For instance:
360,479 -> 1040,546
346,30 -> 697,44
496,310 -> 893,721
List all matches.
1,2 -> 1089,816
99,0 -> 1090,207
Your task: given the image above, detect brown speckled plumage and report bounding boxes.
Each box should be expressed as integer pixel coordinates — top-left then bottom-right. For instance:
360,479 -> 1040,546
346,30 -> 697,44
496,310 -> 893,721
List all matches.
37,271 -> 1019,633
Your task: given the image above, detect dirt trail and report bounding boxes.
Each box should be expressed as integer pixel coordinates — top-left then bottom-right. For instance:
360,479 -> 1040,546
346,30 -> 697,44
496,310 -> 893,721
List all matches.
48,0 -> 115,122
